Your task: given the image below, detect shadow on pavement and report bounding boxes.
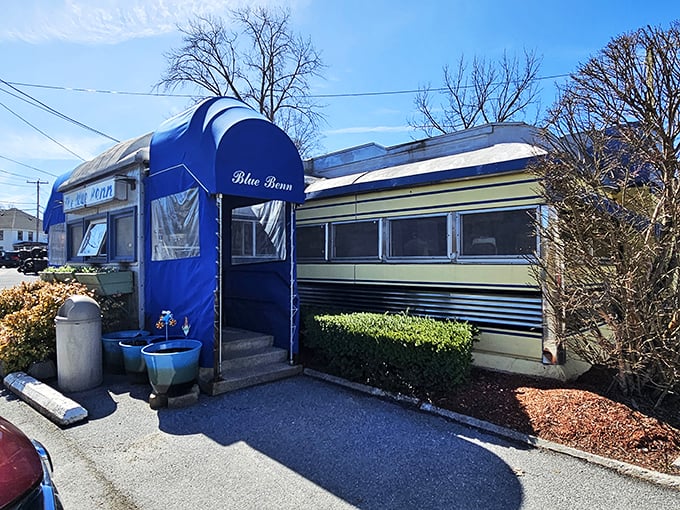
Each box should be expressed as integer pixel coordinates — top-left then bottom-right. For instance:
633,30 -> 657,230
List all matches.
152,376 -> 524,509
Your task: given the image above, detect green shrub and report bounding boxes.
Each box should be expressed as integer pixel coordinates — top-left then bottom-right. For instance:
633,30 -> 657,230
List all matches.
0,281 -> 131,374
41,264 -> 79,273
303,311 -> 478,395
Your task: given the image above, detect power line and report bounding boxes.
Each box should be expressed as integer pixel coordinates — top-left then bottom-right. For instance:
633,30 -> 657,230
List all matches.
0,167 -> 39,180
311,73 -> 572,98
4,73 -> 572,100
4,80 -> 198,98
0,78 -> 120,142
0,155 -> 59,178
0,100 -> 85,161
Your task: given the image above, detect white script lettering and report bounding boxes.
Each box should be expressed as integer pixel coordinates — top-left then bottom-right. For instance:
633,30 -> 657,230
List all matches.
232,170 -> 260,187
264,175 -> 293,191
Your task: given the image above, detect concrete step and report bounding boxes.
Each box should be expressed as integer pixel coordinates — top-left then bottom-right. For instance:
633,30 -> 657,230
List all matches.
221,327 -> 273,354
221,346 -> 288,371
199,362 -> 302,396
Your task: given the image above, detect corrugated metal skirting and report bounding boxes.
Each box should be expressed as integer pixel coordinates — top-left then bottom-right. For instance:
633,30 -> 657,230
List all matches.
299,282 -> 543,330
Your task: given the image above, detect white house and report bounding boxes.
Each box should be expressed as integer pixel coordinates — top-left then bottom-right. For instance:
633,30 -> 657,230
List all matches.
0,208 -> 48,252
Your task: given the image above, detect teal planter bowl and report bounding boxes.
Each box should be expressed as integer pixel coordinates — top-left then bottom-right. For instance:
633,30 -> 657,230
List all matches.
102,330 -> 149,374
141,339 -> 202,395
119,337 -> 152,383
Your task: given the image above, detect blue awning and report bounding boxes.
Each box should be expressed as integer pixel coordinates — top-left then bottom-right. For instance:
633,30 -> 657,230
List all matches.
42,171 -> 72,232
148,97 -> 305,203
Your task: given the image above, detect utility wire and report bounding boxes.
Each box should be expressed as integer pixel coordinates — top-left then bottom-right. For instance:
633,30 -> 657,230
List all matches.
0,100 -> 85,161
0,155 -> 58,178
4,73 -> 572,100
4,80 -> 198,98
0,78 -> 120,142
0,167 -> 45,180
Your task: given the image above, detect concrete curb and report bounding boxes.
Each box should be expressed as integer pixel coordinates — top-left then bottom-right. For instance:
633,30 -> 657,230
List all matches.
3,372 -> 88,427
303,368 -> 680,490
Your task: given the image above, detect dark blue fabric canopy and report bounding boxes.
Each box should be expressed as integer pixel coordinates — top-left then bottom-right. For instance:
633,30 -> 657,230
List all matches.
42,171 -> 72,233
145,97 -> 305,367
148,97 -> 305,203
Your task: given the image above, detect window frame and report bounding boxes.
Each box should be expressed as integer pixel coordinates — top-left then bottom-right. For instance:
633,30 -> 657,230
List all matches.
67,207 -> 138,264
330,219 -> 382,261
296,223 -> 328,261
385,212 -> 453,262
66,219 -> 85,263
77,216 -> 108,260
231,217 -> 283,264
456,205 -> 539,264
109,207 -> 137,263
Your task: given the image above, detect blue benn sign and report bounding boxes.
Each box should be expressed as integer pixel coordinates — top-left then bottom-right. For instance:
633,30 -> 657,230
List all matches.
63,177 -> 128,212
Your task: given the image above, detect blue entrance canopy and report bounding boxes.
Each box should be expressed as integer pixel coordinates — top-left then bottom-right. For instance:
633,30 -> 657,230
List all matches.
145,97 -> 305,368
149,97 -> 305,203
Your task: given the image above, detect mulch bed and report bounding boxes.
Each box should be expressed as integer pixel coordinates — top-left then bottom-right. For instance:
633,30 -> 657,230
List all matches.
429,367 -> 680,475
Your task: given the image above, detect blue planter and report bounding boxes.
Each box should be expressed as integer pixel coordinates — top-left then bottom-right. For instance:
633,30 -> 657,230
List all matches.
141,339 -> 202,395
119,337 -> 152,383
102,330 -> 150,374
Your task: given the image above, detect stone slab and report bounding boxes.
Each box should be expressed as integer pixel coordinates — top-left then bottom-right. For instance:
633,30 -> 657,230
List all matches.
3,371 -> 88,426
148,383 -> 200,409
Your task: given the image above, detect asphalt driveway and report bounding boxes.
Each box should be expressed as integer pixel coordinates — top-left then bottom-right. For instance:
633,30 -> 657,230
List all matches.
1,373 -> 679,509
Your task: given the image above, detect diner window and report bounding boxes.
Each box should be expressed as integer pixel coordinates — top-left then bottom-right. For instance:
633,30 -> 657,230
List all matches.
67,221 -> 84,261
77,218 -> 107,257
297,224 -> 326,260
459,207 -> 537,257
110,209 -> 135,261
28,231 -> 34,242
332,220 -> 380,259
151,188 -> 200,261
388,215 -> 448,258
0,230 -> 4,241
17,231 -> 23,241
231,201 -> 285,265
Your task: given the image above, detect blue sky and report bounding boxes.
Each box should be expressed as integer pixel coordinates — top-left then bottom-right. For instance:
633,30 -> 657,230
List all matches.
0,0 -> 677,216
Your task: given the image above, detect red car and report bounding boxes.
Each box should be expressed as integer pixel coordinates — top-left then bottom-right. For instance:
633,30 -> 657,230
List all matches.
0,417 -> 63,509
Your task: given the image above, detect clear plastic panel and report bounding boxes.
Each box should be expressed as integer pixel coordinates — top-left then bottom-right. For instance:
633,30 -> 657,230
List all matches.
231,200 -> 285,265
151,188 -> 200,261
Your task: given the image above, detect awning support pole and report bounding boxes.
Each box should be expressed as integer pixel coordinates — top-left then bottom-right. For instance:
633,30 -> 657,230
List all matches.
213,193 -> 224,381
289,204 -> 296,365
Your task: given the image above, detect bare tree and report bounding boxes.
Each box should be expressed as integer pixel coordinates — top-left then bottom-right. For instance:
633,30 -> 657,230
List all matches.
410,50 -> 543,136
156,7 -> 325,157
533,22 -> 680,404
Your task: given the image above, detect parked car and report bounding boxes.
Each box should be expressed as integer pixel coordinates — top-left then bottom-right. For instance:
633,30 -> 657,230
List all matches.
0,416 -> 63,509
0,251 -> 21,268
17,247 -> 48,275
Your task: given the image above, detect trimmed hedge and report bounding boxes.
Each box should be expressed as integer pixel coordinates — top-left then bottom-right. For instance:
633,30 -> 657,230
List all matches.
303,311 -> 477,395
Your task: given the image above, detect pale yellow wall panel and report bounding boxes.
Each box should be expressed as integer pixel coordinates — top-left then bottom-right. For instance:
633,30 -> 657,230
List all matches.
354,264 -> 451,284
354,179 -> 541,217
448,264 -> 538,287
297,202 -> 356,223
298,264 -> 355,281
351,263 -> 538,288
475,331 -> 542,360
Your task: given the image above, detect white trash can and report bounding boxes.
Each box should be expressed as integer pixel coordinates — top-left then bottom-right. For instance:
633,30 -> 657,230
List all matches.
55,295 -> 102,392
